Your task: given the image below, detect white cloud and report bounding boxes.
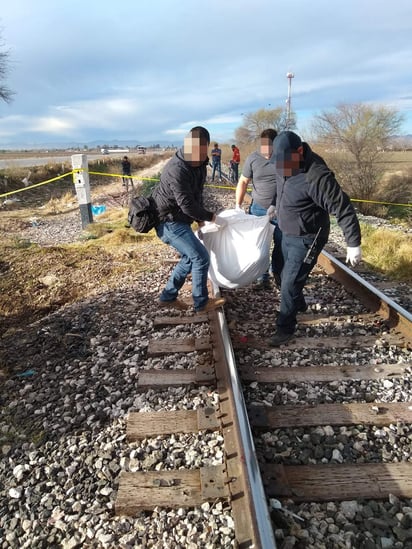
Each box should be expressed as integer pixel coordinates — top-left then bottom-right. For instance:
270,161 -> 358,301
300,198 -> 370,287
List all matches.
1,0 -> 412,145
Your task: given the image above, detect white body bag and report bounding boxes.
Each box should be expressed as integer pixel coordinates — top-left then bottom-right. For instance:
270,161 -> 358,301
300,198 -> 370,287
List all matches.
199,208 -> 275,289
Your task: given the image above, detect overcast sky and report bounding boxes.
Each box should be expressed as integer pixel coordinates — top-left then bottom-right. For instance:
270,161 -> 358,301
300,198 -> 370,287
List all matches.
1,0 -> 412,148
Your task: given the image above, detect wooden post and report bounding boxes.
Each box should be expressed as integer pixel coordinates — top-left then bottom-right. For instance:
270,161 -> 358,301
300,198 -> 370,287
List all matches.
71,154 -> 93,228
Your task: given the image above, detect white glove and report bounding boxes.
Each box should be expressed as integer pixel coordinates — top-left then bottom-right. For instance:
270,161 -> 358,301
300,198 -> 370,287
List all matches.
346,246 -> 362,267
214,214 -> 228,228
267,205 -> 276,221
199,221 -> 219,234
235,204 -> 243,211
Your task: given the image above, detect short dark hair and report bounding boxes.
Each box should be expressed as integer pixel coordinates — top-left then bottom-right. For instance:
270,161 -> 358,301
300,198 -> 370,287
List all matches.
189,126 -> 210,144
260,128 -> 278,141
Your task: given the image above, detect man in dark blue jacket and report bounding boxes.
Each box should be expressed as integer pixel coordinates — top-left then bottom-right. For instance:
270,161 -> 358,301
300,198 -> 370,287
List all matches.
267,131 -> 362,346
152,126 -> 226,312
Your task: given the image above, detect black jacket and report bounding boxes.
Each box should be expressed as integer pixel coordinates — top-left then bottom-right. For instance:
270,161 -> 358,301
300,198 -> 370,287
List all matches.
152,148 -> 214,224
121,159 -> 131,175
271,143 -> 361,246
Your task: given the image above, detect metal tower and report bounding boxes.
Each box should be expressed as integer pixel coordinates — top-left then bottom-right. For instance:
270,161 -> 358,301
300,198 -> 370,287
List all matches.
286,72 -> 294,129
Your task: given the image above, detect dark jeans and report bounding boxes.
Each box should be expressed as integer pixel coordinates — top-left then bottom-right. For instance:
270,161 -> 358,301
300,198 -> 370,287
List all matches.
277,233 -> 327,334
249,200 -> 283,282
272,224 -> 283,278
211,161 -> 222,181
122,174 -> 133,187
232,162 -> 239,182
156,221 -> 210,310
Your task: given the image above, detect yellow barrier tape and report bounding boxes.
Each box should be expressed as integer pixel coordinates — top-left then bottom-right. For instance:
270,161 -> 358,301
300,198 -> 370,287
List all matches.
350,198 -> 412,208
79,170 -> 160,182
1,168 -> 410,209
205,182 -> 412,208
0,171 -> 74,199
205,183 -> 237,191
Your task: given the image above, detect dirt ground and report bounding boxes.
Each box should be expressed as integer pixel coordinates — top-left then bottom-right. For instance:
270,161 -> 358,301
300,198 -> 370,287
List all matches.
0,158 -> 170,340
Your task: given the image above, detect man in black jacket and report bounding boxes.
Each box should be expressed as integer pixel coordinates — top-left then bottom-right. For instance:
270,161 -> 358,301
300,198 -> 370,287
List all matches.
121,156 -> 133,190
152,126 -> 226,312
267,131 -> 362,346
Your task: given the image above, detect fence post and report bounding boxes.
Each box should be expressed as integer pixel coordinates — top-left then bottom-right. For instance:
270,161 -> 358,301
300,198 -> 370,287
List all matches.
71,154 -> 93,228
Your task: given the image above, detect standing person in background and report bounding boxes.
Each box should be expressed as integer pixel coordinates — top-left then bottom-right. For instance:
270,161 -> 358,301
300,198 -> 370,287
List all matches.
121,155 -> 134,190
267,131 -> 362,346
151,126 -> 227,313
235,128 -> 283,289
231,144 -> 240,183
211,142 -> 222,182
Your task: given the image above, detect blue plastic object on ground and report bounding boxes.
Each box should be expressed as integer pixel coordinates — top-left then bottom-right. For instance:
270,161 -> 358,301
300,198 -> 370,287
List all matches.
92,205 -> 106,216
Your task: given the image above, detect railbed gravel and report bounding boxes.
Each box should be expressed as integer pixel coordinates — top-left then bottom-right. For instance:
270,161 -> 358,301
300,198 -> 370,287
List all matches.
222,220 -> 411,548
1,185 -> 411,548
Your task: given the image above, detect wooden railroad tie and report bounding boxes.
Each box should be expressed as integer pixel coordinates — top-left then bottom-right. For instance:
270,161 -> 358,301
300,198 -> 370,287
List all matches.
240,362 -> 411,384
249,402 -> 412,429
116,466 -> 229,515
147,336 -> 211,356
253,402 -> 412,501
136,365 -> 215,387
115,407 -> 228,516
126,408 -> 220,440
234,333 -> 410,351
263,462 -> 412,501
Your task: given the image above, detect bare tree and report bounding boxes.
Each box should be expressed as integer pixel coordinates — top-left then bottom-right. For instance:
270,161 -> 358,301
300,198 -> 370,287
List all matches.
311,103 -> 404,213
0,31 -> 14,103
235,107 -> 294,146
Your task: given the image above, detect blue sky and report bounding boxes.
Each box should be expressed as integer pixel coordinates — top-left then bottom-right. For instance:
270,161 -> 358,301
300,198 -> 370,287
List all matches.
1,0 -> 412,148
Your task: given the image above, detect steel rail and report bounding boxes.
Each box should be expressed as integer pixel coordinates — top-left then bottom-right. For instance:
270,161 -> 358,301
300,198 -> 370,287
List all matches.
318,250 -> 412,339
213,282 -> 277,549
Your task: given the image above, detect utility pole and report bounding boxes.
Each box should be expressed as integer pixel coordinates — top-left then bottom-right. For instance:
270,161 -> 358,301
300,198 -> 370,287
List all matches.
286,72 -> 294,129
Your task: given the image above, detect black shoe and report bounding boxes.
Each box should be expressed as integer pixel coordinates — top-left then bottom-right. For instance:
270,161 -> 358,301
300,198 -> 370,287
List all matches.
269,331 -> 294,347
272,273 -> 281,289
297,301 -> 308,313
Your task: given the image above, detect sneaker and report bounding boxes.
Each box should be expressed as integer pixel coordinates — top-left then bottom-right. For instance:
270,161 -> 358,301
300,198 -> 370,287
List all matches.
157,299 -> 188,310
269,331 -> 294,347
196,297 -> 226,313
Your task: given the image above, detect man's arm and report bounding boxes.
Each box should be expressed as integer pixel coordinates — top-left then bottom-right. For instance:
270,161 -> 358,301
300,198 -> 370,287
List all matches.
235,175 -> 250,208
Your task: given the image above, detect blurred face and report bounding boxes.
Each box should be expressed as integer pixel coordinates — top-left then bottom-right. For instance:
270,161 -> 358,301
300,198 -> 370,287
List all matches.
260,137 -> 273,159
274,149 -> 303,177
184,136 -> 209,166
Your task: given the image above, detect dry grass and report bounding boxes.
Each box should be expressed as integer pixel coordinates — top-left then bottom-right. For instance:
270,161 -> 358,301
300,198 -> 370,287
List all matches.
0,226 -> 163,337
1,152 -> 410,340
0,154 -> 172,337
361,224 -> 412,281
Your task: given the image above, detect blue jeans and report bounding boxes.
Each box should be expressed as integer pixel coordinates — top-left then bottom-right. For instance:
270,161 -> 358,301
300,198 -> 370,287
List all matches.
211,161 -> 221,181
277,233 -> 327,334
249,201 -> 283,282
156,221 -> 210,310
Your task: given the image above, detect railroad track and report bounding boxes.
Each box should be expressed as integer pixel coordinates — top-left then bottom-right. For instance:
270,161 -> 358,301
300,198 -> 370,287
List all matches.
113,245 -> 412,548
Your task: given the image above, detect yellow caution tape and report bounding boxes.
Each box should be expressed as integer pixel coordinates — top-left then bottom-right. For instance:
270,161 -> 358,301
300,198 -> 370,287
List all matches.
350,198 -> 412,208
0,171 -> 74,199
1,169 -> 410,210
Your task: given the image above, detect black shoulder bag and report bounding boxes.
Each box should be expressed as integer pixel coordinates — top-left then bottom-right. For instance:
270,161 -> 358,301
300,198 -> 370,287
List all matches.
128,195 -> 159,233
